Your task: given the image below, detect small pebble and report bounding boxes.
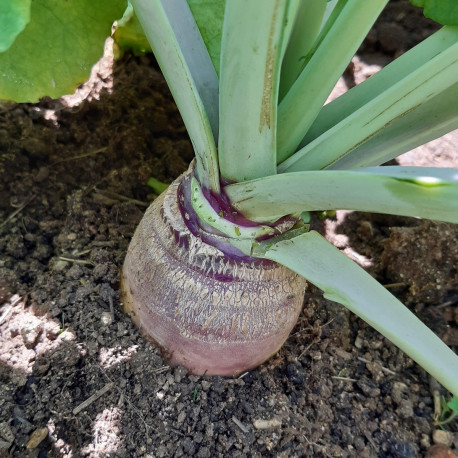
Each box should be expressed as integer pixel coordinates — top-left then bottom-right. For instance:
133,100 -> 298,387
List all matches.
354,335 -> 364,349
0,422 -> 14,444
101,312 -> 113,326
425,444 -> 457,458
53,260 -> 69,272
253,418 -> 281,430
421,433 -> 431,449
21,320 -> 42,349
26,427 -> 48,449
433,430 -> 454,447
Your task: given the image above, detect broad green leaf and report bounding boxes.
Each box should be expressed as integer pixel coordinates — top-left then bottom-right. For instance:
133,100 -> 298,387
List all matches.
113,5 -> 152,57
257,230 -> 458,397
0,0 -> 31,52
0,0 -> 126,102
448,396 -> 458,412
187,0 -> 225,76
225,166 -> 458,223
410,0 -> 458,26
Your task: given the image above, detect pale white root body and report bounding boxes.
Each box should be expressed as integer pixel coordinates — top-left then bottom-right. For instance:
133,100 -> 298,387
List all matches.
122,170 -> 306,376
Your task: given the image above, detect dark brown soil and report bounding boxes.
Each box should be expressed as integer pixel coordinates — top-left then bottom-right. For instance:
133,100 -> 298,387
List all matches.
1,1 -> 457,457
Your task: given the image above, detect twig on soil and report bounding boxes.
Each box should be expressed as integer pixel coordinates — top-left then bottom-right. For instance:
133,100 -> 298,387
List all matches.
430,376 -> 442,423
0,296 -> 22,325
117,393 -> 124,407
0,195 -> 35,229
51,147 -> 108,166
59,256 -> 95,266
364,431 -> 378,451
331,376 -> 358,382
232,416 -> 249,433
297,341 -> 317,360
435,300 -> 455,309
74,249 -> 91,257
109,296 -> 116,322
91,240 -> 115,248
72,382 -> 114,415
0,305 -> 13,326
357,357 -> 396,376
253,418 -> 282,430
94,189 -> 149,207
95,363 -> 151,435
152,366 -> 170,374
169,426 -> 185,437
383,282 -> 406,289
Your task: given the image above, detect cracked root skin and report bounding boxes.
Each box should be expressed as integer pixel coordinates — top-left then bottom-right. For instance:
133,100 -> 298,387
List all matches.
121,172 -> 306,376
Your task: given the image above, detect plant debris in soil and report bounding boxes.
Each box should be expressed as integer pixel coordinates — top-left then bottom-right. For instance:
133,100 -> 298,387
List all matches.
0,1 -> 457,457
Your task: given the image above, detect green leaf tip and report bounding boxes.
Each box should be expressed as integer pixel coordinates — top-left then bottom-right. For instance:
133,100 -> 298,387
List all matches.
0,0 -> 31,52
410,0 -> 458,26
448,396 -> 458,411
147,177 -> 169,195
394,176 -> 450,188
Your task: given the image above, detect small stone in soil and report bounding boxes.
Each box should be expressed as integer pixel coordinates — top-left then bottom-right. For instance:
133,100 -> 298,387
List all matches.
253,418 -> 282,430
26,427 -> 48,449
425,444 -> 458,458
100,311 -> 113,326
433,430 -> 454,447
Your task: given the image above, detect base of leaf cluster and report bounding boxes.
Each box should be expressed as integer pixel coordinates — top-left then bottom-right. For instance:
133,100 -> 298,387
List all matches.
121,169 -> 306,376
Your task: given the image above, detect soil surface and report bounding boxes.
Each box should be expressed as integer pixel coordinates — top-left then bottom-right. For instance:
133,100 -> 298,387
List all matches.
1,1 -> 457,457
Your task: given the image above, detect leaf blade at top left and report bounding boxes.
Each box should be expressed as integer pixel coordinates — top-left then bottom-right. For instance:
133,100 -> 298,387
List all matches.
131,0 -> 221,193
0,0 -> 126,102
0,0 -> 31,52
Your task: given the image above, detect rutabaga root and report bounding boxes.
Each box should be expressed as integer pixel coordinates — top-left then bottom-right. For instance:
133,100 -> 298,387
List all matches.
121,169 -> 306,376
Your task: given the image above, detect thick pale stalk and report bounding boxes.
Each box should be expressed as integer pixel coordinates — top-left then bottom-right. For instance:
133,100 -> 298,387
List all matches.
225,167 -> 458,223
277,0 -> 389,162
298,27 -> 458,150
257,231 -> 458,397
218,0 -> 288,182
131,0 -> 220,192
122,169 -> 306,376
279,0 -> 327,100
279,35 -> 458,172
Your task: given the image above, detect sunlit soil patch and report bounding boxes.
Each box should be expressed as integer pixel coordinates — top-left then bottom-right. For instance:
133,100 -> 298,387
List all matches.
98,344 -> 139,369
0,295 -> 82,387
81,407 -> 123,456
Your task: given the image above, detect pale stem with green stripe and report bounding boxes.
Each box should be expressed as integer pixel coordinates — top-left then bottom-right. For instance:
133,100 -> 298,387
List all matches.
225,167 -> 458,223
218,0 -> 289,182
